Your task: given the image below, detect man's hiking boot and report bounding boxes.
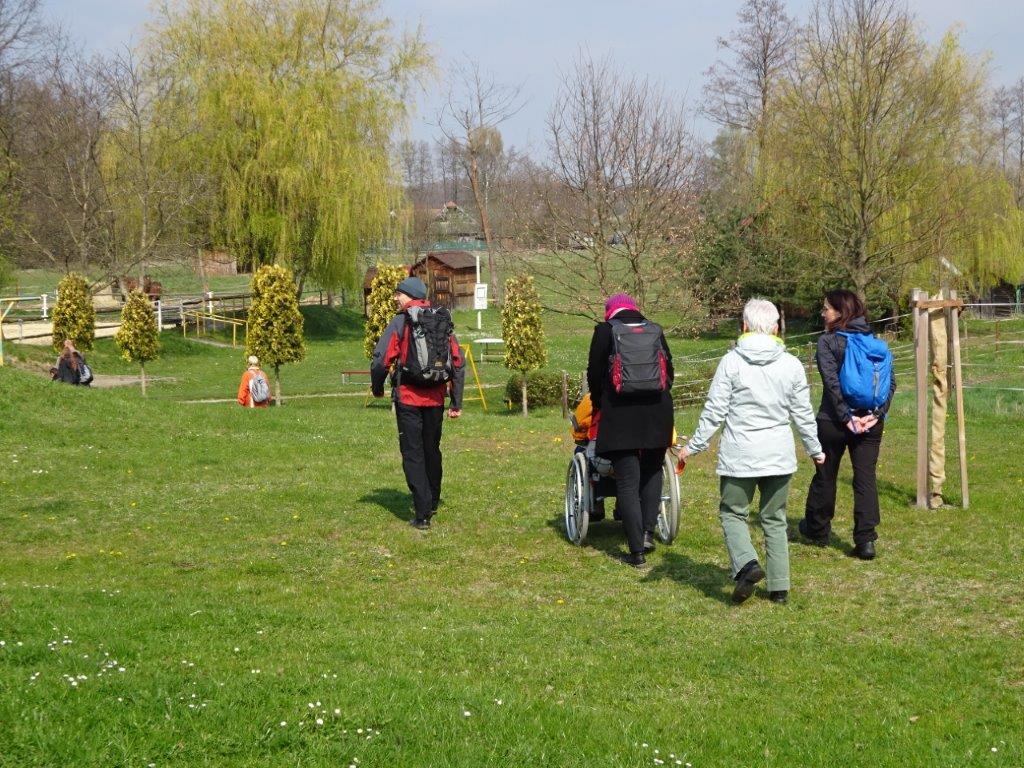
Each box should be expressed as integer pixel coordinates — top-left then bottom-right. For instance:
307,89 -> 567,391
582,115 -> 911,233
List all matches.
797,519 -> 828,547
642,532 -> 656,554
732,559 -> 765,604
768,590 -> 789,604
851,540 -> 876,560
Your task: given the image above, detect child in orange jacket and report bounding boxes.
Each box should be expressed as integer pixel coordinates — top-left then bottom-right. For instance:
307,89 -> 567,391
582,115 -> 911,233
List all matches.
237,356 -> 272,408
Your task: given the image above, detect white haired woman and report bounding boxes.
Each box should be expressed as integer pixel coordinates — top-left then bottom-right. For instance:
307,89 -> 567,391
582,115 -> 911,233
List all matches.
679,299 -> 825,605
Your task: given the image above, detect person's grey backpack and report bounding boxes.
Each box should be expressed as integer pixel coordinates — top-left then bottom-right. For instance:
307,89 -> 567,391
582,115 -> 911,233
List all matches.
248,371 -> 270,404
78,357 -> 94,386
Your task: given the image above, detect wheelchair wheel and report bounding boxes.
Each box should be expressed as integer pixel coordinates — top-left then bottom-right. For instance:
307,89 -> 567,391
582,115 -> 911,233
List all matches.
564,451 -> 591,545
655,452 -> 681,544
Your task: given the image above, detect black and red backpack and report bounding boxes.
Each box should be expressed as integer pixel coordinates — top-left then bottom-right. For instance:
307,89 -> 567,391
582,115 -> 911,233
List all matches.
398,306 -> 455,385
608,319 -> 668,395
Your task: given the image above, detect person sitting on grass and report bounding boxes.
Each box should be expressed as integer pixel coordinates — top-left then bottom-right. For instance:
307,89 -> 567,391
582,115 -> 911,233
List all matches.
237,355 -> 272,408
51,339 -> 92,386
679,299 -> 825,605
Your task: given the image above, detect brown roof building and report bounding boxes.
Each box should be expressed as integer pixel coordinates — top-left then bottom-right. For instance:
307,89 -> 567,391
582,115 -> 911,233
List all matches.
410,251 -> 480,310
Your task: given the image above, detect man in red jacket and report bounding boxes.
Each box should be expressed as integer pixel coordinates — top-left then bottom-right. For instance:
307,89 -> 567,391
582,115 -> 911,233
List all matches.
370,276 -> 465,529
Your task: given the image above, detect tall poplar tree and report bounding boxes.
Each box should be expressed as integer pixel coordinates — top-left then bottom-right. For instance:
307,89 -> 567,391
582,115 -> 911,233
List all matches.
502,276 -> 547,416
363,263 -> 408,359
51,273 -> 96,353
114,291 -> 161,395
246,265 -> 305,404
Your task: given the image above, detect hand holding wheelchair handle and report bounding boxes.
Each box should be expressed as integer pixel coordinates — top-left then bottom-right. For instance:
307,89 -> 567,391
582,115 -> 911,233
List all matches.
673,440 -> 690,475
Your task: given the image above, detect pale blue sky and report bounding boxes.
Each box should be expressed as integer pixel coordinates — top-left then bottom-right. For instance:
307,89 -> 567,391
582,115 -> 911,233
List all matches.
42,0 -> 1024,152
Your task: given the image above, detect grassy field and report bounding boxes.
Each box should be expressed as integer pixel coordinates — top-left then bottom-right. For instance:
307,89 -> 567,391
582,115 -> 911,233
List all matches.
1,307 -> 1022,767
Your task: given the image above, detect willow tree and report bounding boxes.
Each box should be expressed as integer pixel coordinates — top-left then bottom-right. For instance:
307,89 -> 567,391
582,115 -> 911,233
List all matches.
766,0 -> 1020,300
148,0 -> 430,292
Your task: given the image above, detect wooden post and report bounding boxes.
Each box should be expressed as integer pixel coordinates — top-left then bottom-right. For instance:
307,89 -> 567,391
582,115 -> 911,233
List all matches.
561,370 -> 569,420
912,288 -> 930,508
946,290 -> 969,508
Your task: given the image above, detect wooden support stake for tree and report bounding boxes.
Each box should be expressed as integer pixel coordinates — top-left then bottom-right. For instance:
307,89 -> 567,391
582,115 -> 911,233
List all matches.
561,370 -> 569,420
946,290 -> 969,509
912,288 -> 930,508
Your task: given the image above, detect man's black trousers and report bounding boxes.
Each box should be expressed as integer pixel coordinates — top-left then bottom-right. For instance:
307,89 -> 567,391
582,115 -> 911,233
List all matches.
395,403 -> 444,521
606,448 -> 666,555
803,418 -> 883,545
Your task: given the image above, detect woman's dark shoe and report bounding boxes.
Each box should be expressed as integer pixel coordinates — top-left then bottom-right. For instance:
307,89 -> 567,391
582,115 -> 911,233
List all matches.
797,519 -> 828,547
851,540 -> 876,560
732,559 -> 765,604
642,532 -> 656,554
768,590 -> 788,604
620,552 -> 646,568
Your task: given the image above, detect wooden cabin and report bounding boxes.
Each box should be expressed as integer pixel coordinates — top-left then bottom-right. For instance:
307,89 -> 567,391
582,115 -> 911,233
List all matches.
362,264 -> 410,316
410,251 -> 479,310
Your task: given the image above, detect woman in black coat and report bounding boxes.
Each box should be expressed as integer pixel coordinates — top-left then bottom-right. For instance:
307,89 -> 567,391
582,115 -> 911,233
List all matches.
586,293 -> 674,566
799,289 -> 895,560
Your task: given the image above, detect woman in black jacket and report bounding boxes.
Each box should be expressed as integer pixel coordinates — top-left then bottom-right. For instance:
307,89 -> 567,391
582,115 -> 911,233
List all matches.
586,293 -> 674,567
799,290 -> 895,560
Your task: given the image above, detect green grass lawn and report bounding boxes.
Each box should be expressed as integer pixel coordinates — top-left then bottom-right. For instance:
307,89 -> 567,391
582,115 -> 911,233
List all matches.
1,309 -> 1022,767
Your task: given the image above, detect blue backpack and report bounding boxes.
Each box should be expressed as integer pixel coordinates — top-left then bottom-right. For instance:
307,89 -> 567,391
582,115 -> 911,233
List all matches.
837,332 -> 893,411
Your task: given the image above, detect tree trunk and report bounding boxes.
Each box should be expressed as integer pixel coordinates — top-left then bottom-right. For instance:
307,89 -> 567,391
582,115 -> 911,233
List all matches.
274,364 -> 282,406
467,153 -> 501,301
140,362 -> 147,396
196,247 -> 209,295
521,373 -> 528,417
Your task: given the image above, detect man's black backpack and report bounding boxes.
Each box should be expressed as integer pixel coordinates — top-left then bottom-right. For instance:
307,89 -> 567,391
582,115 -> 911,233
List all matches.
399,306 -> 455,385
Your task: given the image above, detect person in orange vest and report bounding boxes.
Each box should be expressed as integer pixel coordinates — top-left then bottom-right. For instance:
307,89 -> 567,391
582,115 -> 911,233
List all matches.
237,355 -> 272,408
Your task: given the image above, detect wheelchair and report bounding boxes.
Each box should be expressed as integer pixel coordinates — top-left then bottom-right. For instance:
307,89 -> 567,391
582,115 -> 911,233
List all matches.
564,444 -> 681,546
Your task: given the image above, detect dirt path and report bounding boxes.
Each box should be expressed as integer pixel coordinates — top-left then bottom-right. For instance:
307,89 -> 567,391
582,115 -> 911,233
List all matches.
5,358 -> 176,388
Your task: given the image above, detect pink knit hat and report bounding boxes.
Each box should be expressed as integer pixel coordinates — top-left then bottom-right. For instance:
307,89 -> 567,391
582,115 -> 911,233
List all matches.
604,292 -> 639,320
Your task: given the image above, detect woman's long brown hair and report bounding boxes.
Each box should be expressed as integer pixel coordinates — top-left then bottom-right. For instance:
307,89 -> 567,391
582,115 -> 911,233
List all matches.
60,340 -> 79,371
824,289 -> 866,332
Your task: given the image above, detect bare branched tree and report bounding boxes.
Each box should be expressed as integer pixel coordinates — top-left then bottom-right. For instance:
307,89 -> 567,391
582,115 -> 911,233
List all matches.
13,41 -> 112,274
520,53 -> 702,325
0,0 -> 46,242
702,0 -> 795,155
438,58 -> 525,295
991,78 -> 1024,206
98,45 -> 199,289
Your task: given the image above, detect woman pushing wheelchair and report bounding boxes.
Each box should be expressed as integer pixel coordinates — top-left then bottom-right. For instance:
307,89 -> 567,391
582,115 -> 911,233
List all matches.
582,293 -> 676,567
